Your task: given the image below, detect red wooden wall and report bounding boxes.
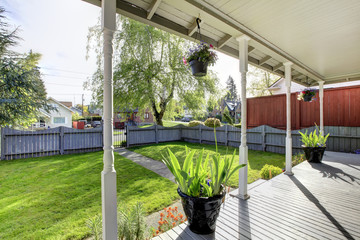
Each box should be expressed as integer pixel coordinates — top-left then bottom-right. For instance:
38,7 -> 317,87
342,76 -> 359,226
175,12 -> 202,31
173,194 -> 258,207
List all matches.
247,85 -> 360,130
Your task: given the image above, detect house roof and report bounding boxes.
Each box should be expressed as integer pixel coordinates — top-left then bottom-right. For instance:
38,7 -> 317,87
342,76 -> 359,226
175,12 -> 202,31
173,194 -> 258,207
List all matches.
48,97 -> 74,113
84,0 -> 360,87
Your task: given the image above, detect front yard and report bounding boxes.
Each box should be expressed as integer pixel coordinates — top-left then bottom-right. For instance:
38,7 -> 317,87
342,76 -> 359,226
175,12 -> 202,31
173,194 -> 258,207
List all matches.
130,141 -> 286,186
0,152 -> 178,240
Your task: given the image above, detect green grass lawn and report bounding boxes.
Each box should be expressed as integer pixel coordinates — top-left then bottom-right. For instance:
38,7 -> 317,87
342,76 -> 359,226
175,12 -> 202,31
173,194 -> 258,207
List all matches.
130,142 -> 286,186
139,121 -> 188,128
0,152 -> 178,240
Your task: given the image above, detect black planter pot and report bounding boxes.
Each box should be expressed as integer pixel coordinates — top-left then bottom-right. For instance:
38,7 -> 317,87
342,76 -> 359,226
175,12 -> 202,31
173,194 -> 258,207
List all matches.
302,146 -> 326,163
177,188 -> 225,234
189,60 -> 208,77
303,95 -> 313,102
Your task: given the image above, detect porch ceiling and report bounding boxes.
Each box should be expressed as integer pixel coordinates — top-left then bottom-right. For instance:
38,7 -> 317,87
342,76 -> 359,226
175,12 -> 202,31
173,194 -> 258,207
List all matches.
83,0 -> 360,86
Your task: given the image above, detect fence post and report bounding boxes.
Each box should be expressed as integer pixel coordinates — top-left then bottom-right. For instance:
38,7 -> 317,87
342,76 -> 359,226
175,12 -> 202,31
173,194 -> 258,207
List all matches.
1,128 -> 5,160
126,125 -> 130,148
155,125 -> 159,144
225,125 -> 228,146
60,127 -> 65,155
199,125 -> 202,144
262,125 -> 266,152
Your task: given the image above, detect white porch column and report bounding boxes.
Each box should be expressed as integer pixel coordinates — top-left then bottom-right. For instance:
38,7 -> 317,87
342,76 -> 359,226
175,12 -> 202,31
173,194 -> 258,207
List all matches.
101,0 -> 117,239
319,81 -> 324,135
284,62 -> 293,176
236,35 -> 251,200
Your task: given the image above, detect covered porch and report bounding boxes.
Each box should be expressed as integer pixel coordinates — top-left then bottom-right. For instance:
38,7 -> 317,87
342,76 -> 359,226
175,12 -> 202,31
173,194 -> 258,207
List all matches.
155,151 -> 360,239
81,0 -> 360,238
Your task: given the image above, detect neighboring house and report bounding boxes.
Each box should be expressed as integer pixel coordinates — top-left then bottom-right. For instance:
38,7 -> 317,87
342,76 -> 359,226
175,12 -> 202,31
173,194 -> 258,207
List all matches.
60,101 -> 73,108
268,78 -> 360,95
114,107 -> 154,128
210,98 -> 241,122
32,97 -> 73,129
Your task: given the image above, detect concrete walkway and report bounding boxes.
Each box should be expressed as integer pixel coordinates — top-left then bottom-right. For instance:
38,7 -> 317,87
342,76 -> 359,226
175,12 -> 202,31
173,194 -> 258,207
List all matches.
115,148 -> 175,183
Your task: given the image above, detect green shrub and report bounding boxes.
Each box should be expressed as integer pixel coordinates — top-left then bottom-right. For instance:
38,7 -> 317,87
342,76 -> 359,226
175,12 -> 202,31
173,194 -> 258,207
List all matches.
188,120 -> 204,127
260,164 -> 283,180
292,153 -> 305,166
234,123 -> 241,128
299,128 -> 330,147
223,113 -> 233,125
215,114 -> 222,121
204,118 -> 221,128
87,202 -> 149,240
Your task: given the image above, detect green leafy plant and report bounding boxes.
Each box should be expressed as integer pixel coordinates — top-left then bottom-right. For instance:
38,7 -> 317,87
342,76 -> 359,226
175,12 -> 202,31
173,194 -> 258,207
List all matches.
234,123 -> 241,128
118,202 -> 148,240
86,215 -> 102,240
162,128 -> 245,197
188,120 -> 204,127
87,202 -> 149,240
292,153 -> 306,166
260,164 -> 283,180
204,118 -> 221,128
299,129 -> 330,147
184,42 -> 218,66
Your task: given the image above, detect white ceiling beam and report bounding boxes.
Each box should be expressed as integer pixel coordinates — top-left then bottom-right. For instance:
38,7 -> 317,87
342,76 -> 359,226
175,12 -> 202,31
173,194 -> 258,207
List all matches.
273,63 -> 283,72
259,56 -> 272,66
147,0 -> 162,20
291,73 -> 302,80
217,34 -> 232,48
248,46 -> 255,53
188,18 -> 203,36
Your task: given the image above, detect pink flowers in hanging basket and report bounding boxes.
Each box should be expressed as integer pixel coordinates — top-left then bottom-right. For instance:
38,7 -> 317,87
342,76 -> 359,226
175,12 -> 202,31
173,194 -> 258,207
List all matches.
297,88 -> 317,102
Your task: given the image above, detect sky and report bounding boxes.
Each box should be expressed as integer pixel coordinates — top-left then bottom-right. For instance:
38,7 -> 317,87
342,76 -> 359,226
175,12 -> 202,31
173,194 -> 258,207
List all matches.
2,0 -> 241,106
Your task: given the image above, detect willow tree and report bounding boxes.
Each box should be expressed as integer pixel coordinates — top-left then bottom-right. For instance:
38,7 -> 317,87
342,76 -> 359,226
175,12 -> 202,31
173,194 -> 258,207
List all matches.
86,17 -> 218,126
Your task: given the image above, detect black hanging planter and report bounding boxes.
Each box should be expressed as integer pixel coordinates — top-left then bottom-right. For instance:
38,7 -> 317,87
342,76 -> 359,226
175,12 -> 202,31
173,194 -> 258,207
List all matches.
178,188 -> 225,234
302,146 -> 326,163
189,60 -> 208,77
303,95 -> 313,102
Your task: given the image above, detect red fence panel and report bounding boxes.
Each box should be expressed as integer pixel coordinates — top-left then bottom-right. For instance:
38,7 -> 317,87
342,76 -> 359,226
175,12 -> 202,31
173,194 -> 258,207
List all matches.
247,85 -> 360,130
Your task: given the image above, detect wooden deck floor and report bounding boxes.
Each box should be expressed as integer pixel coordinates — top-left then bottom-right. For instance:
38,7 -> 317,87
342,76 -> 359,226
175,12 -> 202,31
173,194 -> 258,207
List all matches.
154,151 -> 360,240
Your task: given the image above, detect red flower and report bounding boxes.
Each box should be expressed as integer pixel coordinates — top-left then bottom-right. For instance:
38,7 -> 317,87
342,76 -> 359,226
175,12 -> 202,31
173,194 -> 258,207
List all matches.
182,57 -> 187,65
209,44 -> 214,48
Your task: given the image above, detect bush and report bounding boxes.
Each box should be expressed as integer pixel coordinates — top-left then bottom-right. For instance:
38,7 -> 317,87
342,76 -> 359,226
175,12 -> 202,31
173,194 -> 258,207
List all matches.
87,202 -> 149,240
260,164 -> 283,180
234,123 -> 241,128
204,118 -> 221,128
188,120 -> 203,127
215,114 -> 222,121
292,153 -> 305,166
223,113 -> 233,125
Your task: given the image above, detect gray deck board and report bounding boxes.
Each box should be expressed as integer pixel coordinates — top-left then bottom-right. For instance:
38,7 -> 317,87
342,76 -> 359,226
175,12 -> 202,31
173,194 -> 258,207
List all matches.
154,152 -> 360,239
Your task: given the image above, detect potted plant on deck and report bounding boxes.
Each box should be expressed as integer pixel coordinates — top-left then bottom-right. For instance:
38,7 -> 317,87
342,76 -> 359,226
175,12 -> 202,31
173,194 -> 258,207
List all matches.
299,128 -> 330,163
297,88 -> 317,102
184,42 -> 218,77
162,131 -> 245,234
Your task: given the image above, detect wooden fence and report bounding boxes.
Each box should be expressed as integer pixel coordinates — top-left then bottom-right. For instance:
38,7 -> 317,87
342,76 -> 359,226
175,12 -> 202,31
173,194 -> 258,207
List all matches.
247,85 -> 360,129
127,125 -> 360,154
1,127 -> 103,160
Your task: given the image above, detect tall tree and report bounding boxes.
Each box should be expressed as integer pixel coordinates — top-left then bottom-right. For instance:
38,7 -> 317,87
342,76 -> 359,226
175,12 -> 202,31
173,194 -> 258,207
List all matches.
0,7 -> 52,127
86,16 -> 218,126
247,66 -> 279,97
225,75 -> 237,100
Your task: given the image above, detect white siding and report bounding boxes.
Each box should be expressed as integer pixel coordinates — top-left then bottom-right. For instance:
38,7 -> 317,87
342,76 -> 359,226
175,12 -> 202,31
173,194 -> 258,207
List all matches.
45,99 -> 73,128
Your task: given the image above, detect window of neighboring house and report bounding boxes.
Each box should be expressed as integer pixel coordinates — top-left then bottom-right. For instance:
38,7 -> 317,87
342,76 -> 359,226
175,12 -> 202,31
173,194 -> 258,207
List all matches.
53,117 -> 65,124
144,113 -> 149,119
117,114 -> 121,119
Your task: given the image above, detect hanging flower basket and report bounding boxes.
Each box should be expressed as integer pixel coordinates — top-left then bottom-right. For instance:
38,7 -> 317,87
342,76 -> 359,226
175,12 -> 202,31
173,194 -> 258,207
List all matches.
297,88 -> 317,102
183,42 -> 217,77
189,59 -> 208,76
